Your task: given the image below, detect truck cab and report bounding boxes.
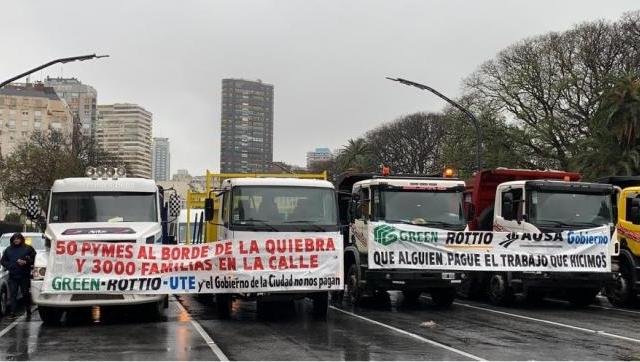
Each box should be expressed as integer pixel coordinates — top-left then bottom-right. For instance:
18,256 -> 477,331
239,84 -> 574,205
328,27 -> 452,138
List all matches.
336,172 -> 465,308
29,168 -> 172,324
596,176 -> 640,306
466,168 -> 618,306
208,177 -> 339,318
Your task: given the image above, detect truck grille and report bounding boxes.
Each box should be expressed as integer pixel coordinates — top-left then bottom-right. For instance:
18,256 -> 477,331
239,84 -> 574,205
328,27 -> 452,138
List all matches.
70,294 -> 125,301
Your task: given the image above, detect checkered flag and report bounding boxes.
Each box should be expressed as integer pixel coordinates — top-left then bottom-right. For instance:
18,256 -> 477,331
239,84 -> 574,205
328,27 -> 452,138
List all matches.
169,194 -> 182,218
26,195 -> 40,220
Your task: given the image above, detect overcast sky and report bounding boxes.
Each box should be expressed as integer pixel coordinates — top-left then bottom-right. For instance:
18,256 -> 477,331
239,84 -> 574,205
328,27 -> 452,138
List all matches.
2,1 -> 638,175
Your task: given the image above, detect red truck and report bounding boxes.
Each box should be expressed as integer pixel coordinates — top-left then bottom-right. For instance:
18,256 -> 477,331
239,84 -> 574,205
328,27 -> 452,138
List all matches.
464,168 -> 618,306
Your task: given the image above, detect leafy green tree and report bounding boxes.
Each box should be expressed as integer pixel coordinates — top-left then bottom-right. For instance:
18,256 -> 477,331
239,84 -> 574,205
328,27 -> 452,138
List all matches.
335,138 -> 375,174
3,212 -> 21,224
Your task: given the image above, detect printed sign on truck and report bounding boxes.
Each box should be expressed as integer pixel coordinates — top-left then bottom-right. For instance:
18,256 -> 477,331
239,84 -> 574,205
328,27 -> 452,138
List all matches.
368,222 -> 610,272
42,233 -> 343,294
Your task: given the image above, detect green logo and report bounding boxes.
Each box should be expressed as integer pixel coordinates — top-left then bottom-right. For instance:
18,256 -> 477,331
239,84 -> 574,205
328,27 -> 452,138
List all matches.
374,224 -> 398,245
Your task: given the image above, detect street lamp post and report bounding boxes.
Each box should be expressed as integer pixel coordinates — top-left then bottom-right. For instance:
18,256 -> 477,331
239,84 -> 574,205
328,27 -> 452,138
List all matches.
386,77 -> 483,171
0,54 -> 109,88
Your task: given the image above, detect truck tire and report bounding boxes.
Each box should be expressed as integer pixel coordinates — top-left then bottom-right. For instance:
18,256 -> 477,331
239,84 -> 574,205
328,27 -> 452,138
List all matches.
431,288 -> 455,308
606,263 -> 636,307
478,206 -> 495,231
312,292 -> 329,319
38,306 -> 63,325
345,264 -> 363,306
402,290 -> 421,305
487,273 -> 514,306
568,288 -> 598,307
216,294 -> 232,319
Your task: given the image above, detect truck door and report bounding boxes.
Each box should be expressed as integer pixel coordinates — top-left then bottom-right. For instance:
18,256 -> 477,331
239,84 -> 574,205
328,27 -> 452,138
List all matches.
494,185 -> 524,233
219,190 -> 231,240
352,186 -> 371,254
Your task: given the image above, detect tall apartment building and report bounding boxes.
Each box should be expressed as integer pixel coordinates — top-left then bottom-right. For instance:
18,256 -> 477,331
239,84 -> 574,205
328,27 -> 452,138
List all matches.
220,79 -> 274,173
96,104 -> 152,179
0,83 -> 73,157
44,77 -> 97,138
306,147 -> 333,169
152,137 -> 170,181
0,83 -> 73,219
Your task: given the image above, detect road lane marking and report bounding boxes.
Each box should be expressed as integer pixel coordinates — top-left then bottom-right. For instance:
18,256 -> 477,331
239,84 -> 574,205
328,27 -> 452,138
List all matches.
547,296 -> 640,316
173,297 -> 229,361
0,307 -> 36,339
330,306 -> 485,361
454,302 -> 640,344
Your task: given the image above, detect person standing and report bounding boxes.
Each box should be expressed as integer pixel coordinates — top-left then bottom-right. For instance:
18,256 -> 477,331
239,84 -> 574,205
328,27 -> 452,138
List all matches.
1,233 -> 36,317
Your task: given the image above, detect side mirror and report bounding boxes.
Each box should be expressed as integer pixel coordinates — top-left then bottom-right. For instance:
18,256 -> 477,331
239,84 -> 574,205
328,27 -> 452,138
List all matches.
26,195 -> 40,221
168,194 -> 181,218
630,198 -> 640,225
502,193 -> 514,220
204,198 -> 214,221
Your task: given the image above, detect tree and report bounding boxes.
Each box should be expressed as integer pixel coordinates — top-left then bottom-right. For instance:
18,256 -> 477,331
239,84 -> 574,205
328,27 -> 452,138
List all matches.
0,130 -> 121,214
364,112 -> 446,174
3,212 -> 21,224
465,15 -> 640,171
335,138 -> 375,174
577,73 -> 640,179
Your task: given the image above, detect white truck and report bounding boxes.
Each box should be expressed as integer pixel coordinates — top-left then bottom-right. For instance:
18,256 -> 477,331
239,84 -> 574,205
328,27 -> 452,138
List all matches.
204,177 -> 340,318
27,167 -> 177,324
336,173 -> 466,307
466,168 -> 618,306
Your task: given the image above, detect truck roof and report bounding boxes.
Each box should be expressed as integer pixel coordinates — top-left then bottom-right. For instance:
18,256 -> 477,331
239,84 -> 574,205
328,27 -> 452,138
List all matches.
51,177 -> 158,193
335,173 -> 460,192
353,178 -> 464,189
223,177 -> 334,189
596,176 -> 640,189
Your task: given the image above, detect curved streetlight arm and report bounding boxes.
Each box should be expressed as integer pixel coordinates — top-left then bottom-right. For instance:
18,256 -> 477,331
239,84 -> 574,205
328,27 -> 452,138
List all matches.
1,54 -> 109,88
386,77 -> 483,171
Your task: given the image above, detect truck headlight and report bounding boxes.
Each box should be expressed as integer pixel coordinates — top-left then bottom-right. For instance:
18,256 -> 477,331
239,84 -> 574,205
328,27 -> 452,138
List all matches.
32,267 -> 46,280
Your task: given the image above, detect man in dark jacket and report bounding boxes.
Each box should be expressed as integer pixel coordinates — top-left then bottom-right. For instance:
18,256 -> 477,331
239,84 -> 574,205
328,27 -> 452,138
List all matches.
1,233 -> 36,317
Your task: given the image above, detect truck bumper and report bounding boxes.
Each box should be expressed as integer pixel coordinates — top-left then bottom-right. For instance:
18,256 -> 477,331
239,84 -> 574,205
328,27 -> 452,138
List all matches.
32,280 -> 165,308
512,272 -> 617,290
364,269 -> 462,291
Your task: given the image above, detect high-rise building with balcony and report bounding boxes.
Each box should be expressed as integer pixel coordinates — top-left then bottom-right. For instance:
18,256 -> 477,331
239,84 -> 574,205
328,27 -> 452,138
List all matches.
96,103 -> 152,178
220,79 -> 273,173
44,77 -> 97,138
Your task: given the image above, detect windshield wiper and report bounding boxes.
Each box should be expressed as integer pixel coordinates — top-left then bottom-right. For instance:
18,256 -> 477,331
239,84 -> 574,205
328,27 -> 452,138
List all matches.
240,219 -> 279,232
384,219 -> 462,228
284,220 -> 326,232
536,219 -> 604,228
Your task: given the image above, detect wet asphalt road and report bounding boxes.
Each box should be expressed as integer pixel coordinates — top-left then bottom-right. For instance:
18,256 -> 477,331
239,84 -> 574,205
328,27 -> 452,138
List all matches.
1,293 -> 640,360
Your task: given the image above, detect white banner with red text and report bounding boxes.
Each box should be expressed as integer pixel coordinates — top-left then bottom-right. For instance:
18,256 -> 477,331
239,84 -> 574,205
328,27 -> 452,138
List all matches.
42,233 -> 343,294
367,222 -> 611,272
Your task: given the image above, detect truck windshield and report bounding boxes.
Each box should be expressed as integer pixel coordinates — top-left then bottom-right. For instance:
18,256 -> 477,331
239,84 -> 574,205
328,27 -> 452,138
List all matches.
49,192 -> 157,223
379,190 -> 466,229
231,186 -> 337,231
528,191 -> 612,227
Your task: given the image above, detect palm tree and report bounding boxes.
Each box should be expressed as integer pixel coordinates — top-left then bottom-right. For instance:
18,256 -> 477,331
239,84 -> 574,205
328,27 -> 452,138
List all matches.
595,73 -> 640,148
335,138 -> 374,173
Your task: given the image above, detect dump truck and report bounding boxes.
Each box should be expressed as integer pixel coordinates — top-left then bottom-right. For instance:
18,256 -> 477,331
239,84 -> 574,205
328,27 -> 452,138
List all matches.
597,176 -> 640,306
200,171 -> 340,318
335,169 -> 465,307
26,166 -> 180,324
465,168 -> 618,306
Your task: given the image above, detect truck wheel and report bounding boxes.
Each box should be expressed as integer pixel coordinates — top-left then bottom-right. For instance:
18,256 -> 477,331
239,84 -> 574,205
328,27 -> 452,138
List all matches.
312,292 -> 329,319
345,264 -> 362,306
431,288 -> 455,308
216,294 -> 232,319
373,290 -> 391,307
487,273 -> 514,306
568,288 -> 598,307
0,287 -> 7,316
607,265 -> 636,307
38,306 -> 63,325
402,290 -> 421,305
